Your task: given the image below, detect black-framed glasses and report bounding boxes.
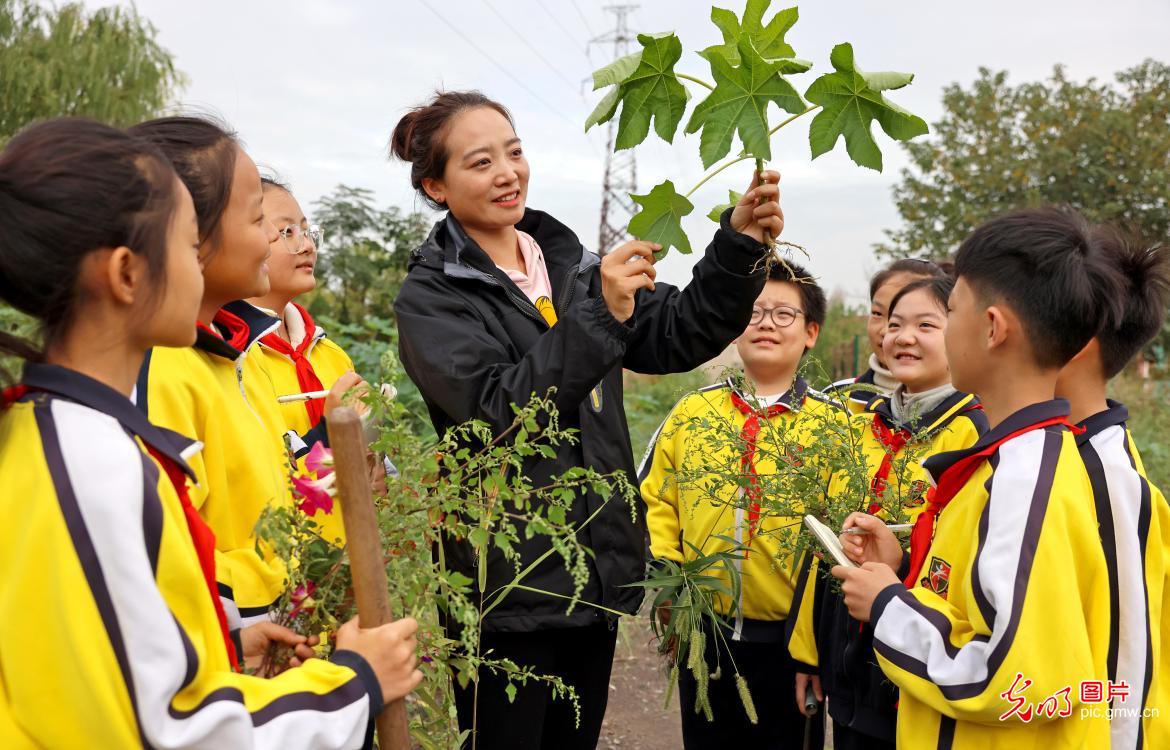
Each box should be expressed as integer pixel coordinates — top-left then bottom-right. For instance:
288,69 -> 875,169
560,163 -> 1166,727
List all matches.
277,223 -> 323,254
750,305 -> 804,328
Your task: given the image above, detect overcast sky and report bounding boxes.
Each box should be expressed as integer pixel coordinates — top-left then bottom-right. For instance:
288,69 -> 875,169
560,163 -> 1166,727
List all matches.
86,0 -> 1169,303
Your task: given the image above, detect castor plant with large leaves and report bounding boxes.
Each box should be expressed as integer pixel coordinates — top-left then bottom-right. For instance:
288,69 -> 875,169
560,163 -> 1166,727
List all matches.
587,0 -> 929,258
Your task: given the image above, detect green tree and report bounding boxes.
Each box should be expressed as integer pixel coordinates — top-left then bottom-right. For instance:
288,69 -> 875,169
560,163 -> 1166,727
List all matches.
303,185 -> 431,380
0,0 -> 183,379
814,293 -> 867,383
877,61 -> 1170,260
307,184 -> 431,324
0,0 -> 184,144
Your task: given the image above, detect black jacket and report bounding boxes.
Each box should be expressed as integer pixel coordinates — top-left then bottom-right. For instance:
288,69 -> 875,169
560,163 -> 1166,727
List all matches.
393,208 -> 767,632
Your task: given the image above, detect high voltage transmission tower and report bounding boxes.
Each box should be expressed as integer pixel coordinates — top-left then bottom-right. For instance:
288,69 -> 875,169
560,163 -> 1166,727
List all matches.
589,5 -> 638,256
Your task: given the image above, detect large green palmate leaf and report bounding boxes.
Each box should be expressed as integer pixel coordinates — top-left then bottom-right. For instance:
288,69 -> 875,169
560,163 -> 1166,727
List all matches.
584,50 -> 643,130
804,43 -> 928,171
703,0 -> 800,64
686,36 -> 808,168
628,180 -> 695,257
585,33 -> 688,150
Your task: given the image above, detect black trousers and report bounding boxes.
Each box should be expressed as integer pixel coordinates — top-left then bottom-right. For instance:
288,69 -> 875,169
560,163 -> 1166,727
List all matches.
678,629 -> 822,749
452,623 -> 618,749
831,719 -> 896,750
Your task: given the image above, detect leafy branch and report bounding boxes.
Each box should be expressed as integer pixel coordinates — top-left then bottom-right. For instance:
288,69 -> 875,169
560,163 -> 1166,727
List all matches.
585,0 -> 929,258
255,348 -> 637,748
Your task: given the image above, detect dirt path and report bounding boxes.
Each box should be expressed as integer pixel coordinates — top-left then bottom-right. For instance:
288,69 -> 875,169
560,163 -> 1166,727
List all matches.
599,616 -> 835,749
598,617 -> 682,750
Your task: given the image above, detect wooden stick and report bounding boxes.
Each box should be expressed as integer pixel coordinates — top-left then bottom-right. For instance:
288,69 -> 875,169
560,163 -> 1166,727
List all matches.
328,407 -> 411,750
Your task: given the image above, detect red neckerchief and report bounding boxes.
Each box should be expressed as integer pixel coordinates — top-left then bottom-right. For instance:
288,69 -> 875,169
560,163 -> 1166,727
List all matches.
196,308 -> 251,352
867,400 -> 985,513
1,385 -> 29,406
729,390 -> 795,555
903,414 -> 1076,588
259,303 -> 326,426
3,384 -> 239,669
145,445 -> 240,670
868,415 -> 912,514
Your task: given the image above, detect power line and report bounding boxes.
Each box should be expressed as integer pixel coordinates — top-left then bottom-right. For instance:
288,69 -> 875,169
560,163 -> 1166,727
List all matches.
569,0 -> 597,37
482,0 -> 580,91
414,0 -> 579,129
536,2 -> 591,60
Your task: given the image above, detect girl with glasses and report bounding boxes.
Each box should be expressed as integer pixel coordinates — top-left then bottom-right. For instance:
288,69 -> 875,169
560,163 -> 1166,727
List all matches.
244,175 -> 367,543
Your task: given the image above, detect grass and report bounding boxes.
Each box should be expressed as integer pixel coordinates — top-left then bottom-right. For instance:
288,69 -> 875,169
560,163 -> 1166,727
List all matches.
1110,375 -> 1170,490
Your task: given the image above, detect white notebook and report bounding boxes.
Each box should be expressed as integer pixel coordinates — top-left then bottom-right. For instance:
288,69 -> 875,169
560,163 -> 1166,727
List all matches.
803,515 -> 857,568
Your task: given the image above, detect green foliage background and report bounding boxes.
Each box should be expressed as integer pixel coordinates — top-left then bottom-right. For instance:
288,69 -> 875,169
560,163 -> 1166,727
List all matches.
878,61 -> 1170,260
0,0 -> 184,379
0,0 -> 183,144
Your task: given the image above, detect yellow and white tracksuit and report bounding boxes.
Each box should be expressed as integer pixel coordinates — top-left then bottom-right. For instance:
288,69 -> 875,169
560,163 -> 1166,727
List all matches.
639,377 -> 848,638
0,363 -> 380,749
252,301 -> 356,543
136,309 -> 292,627
870,400 -> 1113,749
1077,400 -> 1169,749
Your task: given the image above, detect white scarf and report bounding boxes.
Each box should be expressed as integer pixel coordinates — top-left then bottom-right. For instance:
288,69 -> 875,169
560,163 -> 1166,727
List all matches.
868,353 -> 900,394
890,382 -> 957,428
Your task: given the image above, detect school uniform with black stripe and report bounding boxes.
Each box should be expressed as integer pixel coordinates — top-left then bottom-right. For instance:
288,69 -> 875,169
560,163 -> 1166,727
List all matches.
785,391 -> 986,747
136,307 -> 295,627
823,369 -> 881,415
640,377 -> 846,747
870,400 -> 1112,749
0,364 -> 380,749
1077,401 -> 1169,750
248,300 -> 357,543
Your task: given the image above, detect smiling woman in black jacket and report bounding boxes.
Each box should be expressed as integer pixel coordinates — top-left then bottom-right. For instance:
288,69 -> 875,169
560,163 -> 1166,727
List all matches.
390,90 -> 783,749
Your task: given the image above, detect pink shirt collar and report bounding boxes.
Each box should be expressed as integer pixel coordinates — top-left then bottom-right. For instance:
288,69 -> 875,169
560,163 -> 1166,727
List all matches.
500,229 -> 554,305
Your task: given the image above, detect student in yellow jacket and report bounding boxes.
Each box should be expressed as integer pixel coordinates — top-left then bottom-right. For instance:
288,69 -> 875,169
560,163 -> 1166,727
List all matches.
128,116 -> 304,645
0,119 -> 421,749
788,277 -> 987,749
823,259 -> 944,414
244,176 -> 366,543
1056,232 -> 1170,749
640,260 -> 843,747
248,178 -> 357,437
834,208 -> 1125,749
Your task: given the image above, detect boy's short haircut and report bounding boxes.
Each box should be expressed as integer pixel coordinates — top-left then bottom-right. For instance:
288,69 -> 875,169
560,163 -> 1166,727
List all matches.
1095,228 -> 1170,378
954,206 -> 1125,369
767,260 -> 827,327
888,276 -> 955,320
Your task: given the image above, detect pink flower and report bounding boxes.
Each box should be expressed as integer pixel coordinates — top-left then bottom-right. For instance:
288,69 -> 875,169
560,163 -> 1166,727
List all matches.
290,580 -> 317,617
292,474 -> 335,516
305,441 -> 334,478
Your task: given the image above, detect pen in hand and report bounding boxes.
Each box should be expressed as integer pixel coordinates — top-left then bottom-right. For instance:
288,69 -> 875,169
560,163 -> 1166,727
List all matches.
840,523 -> 913,536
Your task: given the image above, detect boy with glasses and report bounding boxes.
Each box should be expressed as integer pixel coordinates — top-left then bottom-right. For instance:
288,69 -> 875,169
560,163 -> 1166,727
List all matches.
639,261 -> 842,746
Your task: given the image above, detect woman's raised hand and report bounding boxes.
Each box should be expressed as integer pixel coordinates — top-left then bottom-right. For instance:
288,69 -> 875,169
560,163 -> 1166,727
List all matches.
601,240 -> 660,323
730,169 -> 783,245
